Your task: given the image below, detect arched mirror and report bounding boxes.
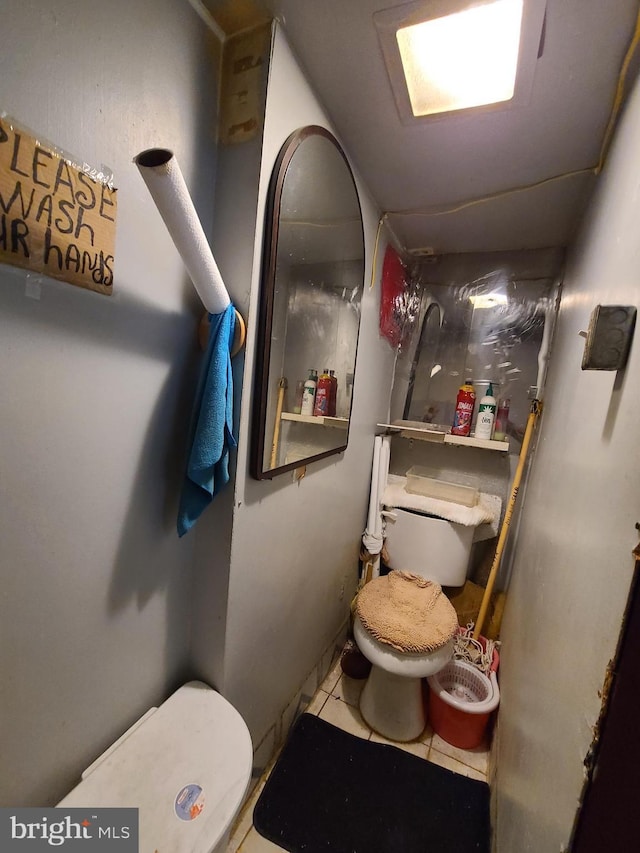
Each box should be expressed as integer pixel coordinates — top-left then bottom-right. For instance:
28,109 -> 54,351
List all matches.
251,126 -> 365,479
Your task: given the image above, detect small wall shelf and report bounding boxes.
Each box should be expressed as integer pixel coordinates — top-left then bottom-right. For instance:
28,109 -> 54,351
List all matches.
377,420 -> 509,452
282,412 -> 349,430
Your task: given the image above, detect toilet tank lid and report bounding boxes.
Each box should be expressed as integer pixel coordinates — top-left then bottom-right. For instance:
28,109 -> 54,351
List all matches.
58,681 -> 252,853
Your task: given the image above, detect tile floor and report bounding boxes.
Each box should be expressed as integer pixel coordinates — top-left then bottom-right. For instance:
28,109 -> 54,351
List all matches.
226,655 -> 491,852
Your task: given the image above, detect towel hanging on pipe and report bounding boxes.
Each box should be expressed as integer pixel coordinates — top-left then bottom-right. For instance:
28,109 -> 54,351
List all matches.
134,147 -> 241,535
177,303 -> 236,536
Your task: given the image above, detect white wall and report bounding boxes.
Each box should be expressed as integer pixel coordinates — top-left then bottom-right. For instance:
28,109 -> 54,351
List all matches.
0,0 -> 220,806
189,25 -> 396,753
494,73 -> 640,850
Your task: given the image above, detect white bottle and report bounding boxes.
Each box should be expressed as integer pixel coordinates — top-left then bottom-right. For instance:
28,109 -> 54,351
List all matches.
475,382 -> 497,439
300,369 -> 317,416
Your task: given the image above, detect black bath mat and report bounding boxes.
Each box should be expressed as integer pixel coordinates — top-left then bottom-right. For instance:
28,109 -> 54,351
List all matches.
253,713 -> 490,853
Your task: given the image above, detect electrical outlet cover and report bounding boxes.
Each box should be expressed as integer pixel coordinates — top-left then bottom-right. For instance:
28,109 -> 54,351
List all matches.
581,305 -> 636,371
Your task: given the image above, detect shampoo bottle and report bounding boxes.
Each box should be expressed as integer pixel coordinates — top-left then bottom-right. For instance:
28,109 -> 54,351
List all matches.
475,383 -> 497,439
300,369 -> 317,416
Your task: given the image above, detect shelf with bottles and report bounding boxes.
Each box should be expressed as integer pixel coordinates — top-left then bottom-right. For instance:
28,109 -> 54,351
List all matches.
282,412 -> 349,429
376,420 -> 509,451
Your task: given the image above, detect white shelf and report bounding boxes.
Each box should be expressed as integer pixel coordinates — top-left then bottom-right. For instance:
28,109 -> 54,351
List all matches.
444,433 -> 509,451
282,412 -> 349,429
377,420 -> 509,452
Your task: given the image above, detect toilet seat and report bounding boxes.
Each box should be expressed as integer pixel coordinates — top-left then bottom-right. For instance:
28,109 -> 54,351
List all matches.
356,571 -> 458,654
353,613 -> 455,678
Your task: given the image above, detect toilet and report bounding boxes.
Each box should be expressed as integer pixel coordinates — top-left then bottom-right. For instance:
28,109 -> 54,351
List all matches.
58,680 -> 252,853
354,510 -> 474,742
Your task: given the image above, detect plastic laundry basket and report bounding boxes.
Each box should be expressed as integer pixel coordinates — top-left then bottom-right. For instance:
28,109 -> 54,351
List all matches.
427,660 -> 500,750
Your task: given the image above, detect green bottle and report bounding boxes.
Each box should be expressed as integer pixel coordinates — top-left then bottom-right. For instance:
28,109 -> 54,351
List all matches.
475,383 -> 496,439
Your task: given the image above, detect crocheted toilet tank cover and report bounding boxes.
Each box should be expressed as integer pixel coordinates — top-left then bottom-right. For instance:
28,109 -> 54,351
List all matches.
356,570 -> 459,653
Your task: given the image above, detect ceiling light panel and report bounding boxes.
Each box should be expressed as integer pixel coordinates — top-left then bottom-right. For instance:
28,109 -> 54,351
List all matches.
375,0 -> 546,125
397,0 -> 524,117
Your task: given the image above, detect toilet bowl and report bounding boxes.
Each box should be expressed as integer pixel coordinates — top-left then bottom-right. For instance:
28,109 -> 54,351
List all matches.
354,612 -> 454,741
354,569 -> 460,742
58,681 -> 252,853
354,510 -> 473,742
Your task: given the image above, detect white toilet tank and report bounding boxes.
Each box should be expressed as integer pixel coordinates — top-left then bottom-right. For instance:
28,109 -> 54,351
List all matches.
58,680 -> 252,853
384,507 -> 474,586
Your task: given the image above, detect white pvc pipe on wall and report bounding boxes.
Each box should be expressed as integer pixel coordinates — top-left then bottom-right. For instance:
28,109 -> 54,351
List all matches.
374,436 -> 390,540
135,148 -> 231,316
366,435 -> 382,537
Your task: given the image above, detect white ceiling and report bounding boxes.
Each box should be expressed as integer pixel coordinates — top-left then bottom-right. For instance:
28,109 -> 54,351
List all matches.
255,0 -> 640,256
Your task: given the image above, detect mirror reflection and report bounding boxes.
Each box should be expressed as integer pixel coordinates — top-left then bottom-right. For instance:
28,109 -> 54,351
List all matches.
251,126 -> 365,479
391,251 -> 563,448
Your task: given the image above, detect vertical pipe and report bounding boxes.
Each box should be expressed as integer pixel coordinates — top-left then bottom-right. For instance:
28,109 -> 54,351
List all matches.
367,436 -> 382,536
375,437 -> 390,540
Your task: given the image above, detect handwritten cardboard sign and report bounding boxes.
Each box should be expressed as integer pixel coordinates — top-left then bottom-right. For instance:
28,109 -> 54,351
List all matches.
0,116 -> 116,294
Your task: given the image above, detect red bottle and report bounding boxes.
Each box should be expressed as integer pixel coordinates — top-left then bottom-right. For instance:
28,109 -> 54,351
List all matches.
313,369 -> 332,417
451,380 -> 476,436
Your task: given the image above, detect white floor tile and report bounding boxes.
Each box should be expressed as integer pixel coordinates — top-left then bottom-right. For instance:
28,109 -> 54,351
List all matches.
430,733 -> 490,775
419,723 -> 434,745
332,673 -> 365,707
227,779 -> 266,852
369,731 -> 429,760
427,745 -> 487,782
305,688 -> 330,716
237,827 -> 286,852
318,694 -> 370,738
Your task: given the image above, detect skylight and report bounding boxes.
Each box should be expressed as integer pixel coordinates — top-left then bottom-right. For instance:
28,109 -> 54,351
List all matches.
396,0 -> 524,117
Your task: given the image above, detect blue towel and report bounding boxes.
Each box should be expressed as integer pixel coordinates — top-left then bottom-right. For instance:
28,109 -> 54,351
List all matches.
177,303 -> 237,537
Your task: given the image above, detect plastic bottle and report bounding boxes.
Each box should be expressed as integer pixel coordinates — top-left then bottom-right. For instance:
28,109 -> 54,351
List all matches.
300,369 -> 317,416
451,379 -> 476,436
328,370 -> 338,417
493,398 -> 510,441
475,383 -> 497,439
314,369 -> 332,417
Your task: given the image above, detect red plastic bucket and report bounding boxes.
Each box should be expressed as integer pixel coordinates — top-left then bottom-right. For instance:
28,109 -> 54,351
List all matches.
427,639 -> 500,750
